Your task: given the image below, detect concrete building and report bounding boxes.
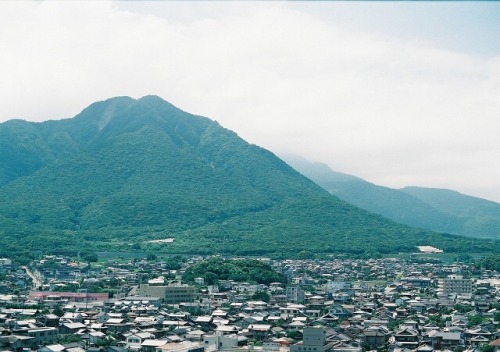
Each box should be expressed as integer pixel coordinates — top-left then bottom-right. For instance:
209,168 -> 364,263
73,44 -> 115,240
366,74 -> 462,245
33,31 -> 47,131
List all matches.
286,285 -> 305,303
203,333 -> 247,351
290,327 -> 333,352
136,284 -> 196,304
441,275 -> 473,295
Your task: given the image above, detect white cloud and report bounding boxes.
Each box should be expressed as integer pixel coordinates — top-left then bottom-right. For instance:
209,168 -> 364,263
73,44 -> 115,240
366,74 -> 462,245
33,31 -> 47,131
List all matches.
0,1 -> 499,203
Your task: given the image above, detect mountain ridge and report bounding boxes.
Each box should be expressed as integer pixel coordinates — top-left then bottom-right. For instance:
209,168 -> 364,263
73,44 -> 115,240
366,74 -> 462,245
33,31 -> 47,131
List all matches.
283,155 -> 500,240
0,96 -> 498,258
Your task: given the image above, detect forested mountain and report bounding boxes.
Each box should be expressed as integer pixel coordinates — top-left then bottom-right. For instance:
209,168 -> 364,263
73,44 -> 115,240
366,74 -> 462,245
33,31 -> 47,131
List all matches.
0,96 -> 497,259
284,155 -> 500,240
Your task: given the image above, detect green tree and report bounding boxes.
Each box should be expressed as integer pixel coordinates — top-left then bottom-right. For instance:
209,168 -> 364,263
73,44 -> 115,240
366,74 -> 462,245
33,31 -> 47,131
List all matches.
52,305 -> 64,317
146,253 -> 157,261
81,251 -> 98,262
251,290 -> 270,303
478,345 -> 494,352
467,314 -> 486,328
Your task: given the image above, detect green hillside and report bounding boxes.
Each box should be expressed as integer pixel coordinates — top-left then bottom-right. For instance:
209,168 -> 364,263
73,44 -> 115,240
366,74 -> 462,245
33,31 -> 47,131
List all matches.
0,96 -> 498,259
401,187 -> 500,238
284,155 -> 499,240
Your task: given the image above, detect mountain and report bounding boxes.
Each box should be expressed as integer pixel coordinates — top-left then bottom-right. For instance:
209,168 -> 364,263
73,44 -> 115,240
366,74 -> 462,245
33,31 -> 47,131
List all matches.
284,155 -> 500,240
0,96 -> 497,259
400,187 -> 500,237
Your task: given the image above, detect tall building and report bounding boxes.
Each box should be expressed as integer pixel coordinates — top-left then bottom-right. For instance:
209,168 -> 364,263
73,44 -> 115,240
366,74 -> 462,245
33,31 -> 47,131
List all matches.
440,275 -> 473,295
136,284 -> 196,304
290,327 -> 332,352
286,285 -> 305,303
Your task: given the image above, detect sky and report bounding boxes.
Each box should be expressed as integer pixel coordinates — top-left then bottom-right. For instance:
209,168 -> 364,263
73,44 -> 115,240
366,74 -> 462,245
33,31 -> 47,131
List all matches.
1,1 -> 499,203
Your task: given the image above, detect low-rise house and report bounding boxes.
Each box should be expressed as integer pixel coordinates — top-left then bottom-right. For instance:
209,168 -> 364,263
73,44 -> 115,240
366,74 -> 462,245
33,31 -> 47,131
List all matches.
154,341 -> 204,352
429,331 -> 463,350
87,331 -> 107,345
329,304 -> 352,319
470,335 -> 491,347
59,322 -> 86,335
37,314 -> 61,327
363,326 -> 390,349
184,330 -> 205,342
489,338 -> 500,352
392,328 -> 419,348
248,324 -> 272,340
288,321 -> 306,331
126,331 -> 156,350
0,335 -> 35,350
363,320 -> 388,328
203,333 -> 247,351
280,304 -> 305,316
141,339 -> 171,352
14,327 -> 59,346
215,325 -> 238,335
38,343 -> 66,352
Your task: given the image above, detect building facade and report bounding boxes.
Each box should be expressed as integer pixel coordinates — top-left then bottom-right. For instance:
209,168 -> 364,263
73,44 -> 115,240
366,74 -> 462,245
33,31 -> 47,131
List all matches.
136,284 -> 196,304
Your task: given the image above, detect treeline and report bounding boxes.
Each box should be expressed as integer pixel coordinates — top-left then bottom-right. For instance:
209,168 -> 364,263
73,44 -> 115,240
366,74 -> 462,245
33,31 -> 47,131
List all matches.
476,255 -> 500,271
182,257 -> 286,285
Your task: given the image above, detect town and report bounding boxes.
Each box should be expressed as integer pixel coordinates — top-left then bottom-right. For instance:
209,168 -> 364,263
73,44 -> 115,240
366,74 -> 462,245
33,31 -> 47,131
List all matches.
0,254 -> 498,352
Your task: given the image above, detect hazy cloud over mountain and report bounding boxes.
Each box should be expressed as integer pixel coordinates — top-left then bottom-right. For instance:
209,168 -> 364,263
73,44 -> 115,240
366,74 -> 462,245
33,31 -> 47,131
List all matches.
1,1 -> 499,202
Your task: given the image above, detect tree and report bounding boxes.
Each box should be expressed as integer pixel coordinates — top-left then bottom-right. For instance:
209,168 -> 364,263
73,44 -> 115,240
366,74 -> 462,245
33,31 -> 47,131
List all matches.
454,304 -> 474,314
52,305 -> 64,317
146,253 -> 157,261
467,314 -> 486,328
251,290 -> 270,303
286,330 -> 300,339
478,345 -> 494,352
81,251 -> 98,263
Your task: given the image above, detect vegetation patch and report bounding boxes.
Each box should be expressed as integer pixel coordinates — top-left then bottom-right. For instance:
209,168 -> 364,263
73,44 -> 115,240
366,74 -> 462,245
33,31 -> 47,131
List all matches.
182,257 -> 286,285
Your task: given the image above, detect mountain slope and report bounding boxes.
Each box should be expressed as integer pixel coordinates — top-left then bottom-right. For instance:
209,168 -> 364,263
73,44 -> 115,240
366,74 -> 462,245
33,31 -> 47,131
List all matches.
401,187 -> 500,238
284,155 -> 499,240
0,96 -> 497,257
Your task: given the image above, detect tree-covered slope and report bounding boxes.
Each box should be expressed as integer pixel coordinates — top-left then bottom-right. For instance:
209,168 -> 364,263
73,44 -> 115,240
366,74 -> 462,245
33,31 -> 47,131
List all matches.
0,96 -> 498,257
284,155 -> 499,240
401,187 -> 500,238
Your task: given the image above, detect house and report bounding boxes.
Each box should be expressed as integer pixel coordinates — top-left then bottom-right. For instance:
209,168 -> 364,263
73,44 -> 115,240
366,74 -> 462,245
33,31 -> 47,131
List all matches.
15,327 -> 59,346
141,339 -> 170,352
193,315 -> 213,328
215,325 -> 239,335
363,326 -> 390,349
154,341 -> 204,352
59,322 -> 86,335
470,335 -> 491,347
61,312 -> 86,323
288,321 -> 306,331
126,332 -> 156,350
37,314 -> 60,327
489,338 -> 500,352
203,333 -> 247,350
280,304 -> 305,316
0,335 -> 35,350
248,324 -> 272,340
393,328 -> 419,348
429,331 -> 463,350
38,344 -> 66,352
328,304 -> 352,319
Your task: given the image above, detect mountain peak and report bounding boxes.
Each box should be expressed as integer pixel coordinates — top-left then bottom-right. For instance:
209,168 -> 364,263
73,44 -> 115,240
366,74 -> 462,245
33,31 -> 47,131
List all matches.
0,97 -> 497,257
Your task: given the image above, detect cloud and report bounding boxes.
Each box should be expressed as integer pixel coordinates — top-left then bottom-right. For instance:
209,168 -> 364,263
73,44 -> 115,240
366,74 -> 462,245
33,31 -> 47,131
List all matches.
0,1 -> 499,202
